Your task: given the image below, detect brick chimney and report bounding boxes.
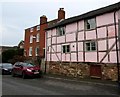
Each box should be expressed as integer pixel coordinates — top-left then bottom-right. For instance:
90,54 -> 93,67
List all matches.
58,8 -> 65,21
40,15 -> 47,25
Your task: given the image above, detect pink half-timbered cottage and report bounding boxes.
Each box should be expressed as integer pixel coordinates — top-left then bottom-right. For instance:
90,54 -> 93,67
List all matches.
45,2 -> 120,81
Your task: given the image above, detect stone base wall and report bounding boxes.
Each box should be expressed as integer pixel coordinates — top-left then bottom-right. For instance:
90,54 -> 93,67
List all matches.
46,61 -> 119,81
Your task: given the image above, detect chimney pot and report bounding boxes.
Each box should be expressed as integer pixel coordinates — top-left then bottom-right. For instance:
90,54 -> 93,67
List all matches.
40,15 -> 47,24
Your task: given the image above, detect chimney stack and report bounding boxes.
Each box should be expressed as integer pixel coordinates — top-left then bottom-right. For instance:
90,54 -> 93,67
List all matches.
40,15 -> 47,25
58,8 -> 65,21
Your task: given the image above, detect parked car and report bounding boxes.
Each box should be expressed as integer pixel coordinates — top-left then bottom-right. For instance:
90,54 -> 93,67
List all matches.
0,63 -> 13,75
11,62 -> 42,79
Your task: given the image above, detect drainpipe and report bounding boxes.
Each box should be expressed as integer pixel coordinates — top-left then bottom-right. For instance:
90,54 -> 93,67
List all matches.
114,10 -> 120,90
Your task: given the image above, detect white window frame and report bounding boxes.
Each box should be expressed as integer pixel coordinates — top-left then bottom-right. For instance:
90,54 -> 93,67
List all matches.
30,35 -> 33,43
36,33 -> 39,42
37,25 -> 40,31
30,28 -> 34,32
62,45 -> 70,53
85,41 -> 97,51
85,18 -> 96,30
35,46 -> 39,56
29,47 -> 32,56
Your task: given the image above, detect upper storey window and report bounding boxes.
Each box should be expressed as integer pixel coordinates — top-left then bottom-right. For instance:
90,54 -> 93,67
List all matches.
30,28 -> 34,32
37,25 -> 40,31
85,18 -> 96,30
57,26 -> 65,36
30,35 -> 33,43
36,33 -> 39,42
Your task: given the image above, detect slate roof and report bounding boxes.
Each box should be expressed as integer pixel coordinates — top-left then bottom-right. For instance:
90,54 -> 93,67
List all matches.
46,2 -> 120,30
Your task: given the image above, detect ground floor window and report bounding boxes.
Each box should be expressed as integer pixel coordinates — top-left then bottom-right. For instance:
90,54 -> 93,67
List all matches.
62,45 -> 70,53
85,41 -> 96,51
29,47 -> 32,56
35,46 -> 39,56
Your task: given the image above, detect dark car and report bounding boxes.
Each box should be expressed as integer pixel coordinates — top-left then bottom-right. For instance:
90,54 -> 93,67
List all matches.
11,62 -> 42,79
0,63 -> 13,75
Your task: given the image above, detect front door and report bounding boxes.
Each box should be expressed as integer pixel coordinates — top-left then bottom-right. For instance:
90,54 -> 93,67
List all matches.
90,65 -> 102,78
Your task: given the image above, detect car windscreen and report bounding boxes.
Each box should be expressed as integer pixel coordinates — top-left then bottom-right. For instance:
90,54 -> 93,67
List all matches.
22,63 -> 35,67
2,63 -> 12,68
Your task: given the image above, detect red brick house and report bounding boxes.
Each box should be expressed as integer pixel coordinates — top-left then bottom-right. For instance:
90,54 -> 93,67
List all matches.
24,8 -> 65,62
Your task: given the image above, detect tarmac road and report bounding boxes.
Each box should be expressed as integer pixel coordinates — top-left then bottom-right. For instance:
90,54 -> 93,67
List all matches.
2,75 -> 119,96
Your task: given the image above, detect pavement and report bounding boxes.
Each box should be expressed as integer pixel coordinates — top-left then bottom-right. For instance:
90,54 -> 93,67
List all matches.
44,73 -> 118,87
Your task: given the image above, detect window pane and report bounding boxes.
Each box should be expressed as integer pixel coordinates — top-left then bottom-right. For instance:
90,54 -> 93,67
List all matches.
90,18 -> 96,29
62,46 -> 66,53
86,43 -> 90,46
91,42 -> 95,47
30,35 -> 33,43
91,42 -> 96,51
86,18 -> 96,30
35,47 -> 39,56
29,47 -> 32,56
86,46 -> 90,51
57,27 -> 65,36
36,33 -> 39,42
62,27 -> 65,35
66,45 -> 70,52
92,47 -> 96,50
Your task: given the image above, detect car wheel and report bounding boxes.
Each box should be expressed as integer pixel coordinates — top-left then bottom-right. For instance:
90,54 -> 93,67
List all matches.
22,72 -> 26,79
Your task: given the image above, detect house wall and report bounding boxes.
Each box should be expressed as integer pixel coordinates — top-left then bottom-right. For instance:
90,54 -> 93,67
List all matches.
24,26 -> 41,58
45,11 -> 119,81
46,11 -> 119,63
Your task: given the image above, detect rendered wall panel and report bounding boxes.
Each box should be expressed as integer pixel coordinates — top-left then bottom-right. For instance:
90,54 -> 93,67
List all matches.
71,43 -> 76,51
96,12 -> 114,26
47,54 -> 50,61
66,33 -> 76,42
52,29 -> 56,36
86,30 -> 96,40
108,26 -> 115,37
98,40 -> 107,51
78,31 -> 84,41
99,52 -> 108,63
57,45 -> 61,52
52,37 -> 56,44
47,30 -> 51,38
62,54 -> 65,61
66,54 -> 70,61
78,42 -> 83,51
47,38 -> 51,46
66,23 -> 77,33
110,51 -> 117,63
57,36 -> 65,43
78,52 -> 83,61
97,27 -> 106,38
52,54 -> 58,61
108,38 -> 116,50
71,53 -> 77,61
78,20 -> 84,31
85,52 -> 97,62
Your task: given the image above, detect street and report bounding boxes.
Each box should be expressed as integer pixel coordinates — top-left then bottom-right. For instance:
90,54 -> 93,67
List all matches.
2,75 -> 119,95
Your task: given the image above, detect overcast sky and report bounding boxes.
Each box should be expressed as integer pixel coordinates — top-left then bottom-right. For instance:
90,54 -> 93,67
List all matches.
0,0 -> 120,47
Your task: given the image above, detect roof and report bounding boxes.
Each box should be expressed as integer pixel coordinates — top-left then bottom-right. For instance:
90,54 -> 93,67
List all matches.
46,2 -> 120,30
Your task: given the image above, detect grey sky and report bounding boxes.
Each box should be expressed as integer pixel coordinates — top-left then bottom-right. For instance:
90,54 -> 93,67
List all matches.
1,0 -> 120,46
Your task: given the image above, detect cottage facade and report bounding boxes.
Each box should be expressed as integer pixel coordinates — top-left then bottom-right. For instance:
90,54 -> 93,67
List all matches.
46,2 -> 120,81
